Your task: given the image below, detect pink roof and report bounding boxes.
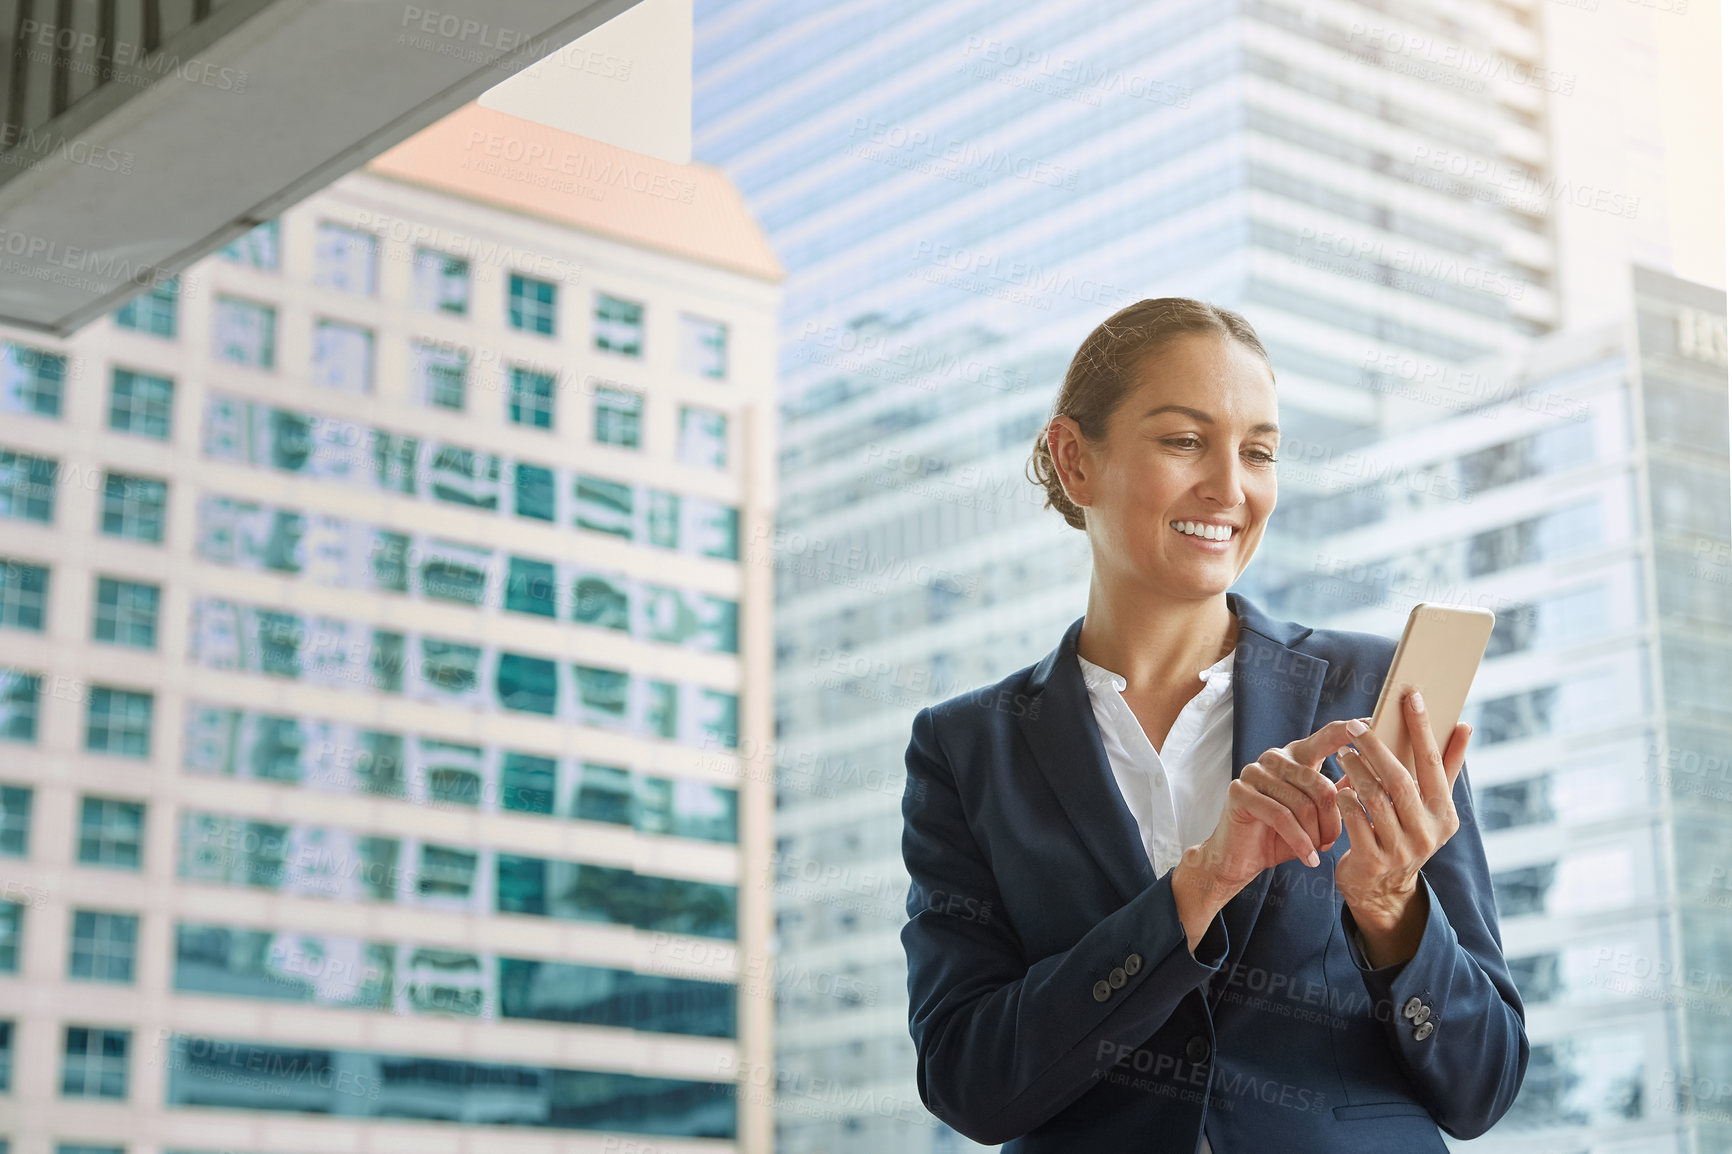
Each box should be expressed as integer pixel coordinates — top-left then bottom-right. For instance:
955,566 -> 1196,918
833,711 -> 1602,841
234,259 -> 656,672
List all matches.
367,102 -> 783,283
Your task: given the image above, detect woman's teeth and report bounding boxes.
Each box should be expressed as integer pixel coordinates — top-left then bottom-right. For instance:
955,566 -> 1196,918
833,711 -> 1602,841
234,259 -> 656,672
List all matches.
1170,521 -> 1234,541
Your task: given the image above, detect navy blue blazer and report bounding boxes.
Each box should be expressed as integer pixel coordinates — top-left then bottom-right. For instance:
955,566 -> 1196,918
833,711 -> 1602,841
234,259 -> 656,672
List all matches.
900,591 -> 1528,1151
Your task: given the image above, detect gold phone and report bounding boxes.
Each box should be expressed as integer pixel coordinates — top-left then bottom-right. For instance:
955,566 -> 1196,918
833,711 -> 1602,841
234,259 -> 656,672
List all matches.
1369,602 -> 1497,774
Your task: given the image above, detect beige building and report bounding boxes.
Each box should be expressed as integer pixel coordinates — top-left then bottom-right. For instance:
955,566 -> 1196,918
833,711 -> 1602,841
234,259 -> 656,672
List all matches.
0,101 -> 781,1154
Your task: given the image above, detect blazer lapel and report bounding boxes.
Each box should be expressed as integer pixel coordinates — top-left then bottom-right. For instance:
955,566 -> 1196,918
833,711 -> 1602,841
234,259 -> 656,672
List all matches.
1013,593 -> 1330,936
1016,614 -> 1157,907
1210,591 -> 1330,1009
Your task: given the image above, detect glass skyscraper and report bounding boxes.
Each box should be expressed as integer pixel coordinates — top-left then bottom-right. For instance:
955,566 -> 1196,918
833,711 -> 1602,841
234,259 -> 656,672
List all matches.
0,102 -> 783,1152
1270,265 -> 1729,1152
689,2 -> 1720,1151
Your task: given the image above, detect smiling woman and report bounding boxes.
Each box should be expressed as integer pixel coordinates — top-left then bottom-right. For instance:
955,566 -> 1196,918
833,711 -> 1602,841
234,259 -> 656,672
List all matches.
901,298 -> 1528,1153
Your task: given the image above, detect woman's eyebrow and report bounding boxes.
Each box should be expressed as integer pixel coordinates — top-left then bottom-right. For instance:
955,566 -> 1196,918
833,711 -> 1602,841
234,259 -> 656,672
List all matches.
1140,404 -> 1279,436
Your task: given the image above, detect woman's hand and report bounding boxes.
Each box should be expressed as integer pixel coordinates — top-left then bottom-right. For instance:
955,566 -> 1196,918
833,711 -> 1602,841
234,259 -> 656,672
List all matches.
1172,718 -> 1361,950
1333,690 -> 1473,967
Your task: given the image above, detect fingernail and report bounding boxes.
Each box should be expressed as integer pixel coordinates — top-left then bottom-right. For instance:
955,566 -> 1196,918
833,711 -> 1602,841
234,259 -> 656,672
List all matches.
1346,718 -> 1367,735
1306,849 -> 1320,867
1409,691 -> 1425,712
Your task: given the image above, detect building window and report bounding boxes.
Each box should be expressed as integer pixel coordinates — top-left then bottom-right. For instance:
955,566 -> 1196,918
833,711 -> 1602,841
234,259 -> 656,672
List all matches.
507,366 -> 556,429
212,296 -> 276,368
61,1026 -> 129,1099
593,386 -> 643,449
108,368 -> 174,439
218,219 -> 280,269
78,797 -> 144,870
504,557 -> 557,618
514,463 -> 555,522
113,278 -> 177,338
0,669 -> 40,744
413,341 -> 467,410
414,249 -> 470,314
0,900 -> 19,970
508,273 -> 557,335
595,294 -> 643,356
69,911 -> 139,982
500,752 -> 555,814
0,784 -> 29,856
0,561 -> 48,631
416,844 -> 478,901
677,406 -> 727,469
0,1019 -> 11,1091
0,342 -> 68,417
311,320 -> 374,393
86,687 -> 153,759
0,450 -> 56,523
92,577 -> 160,649
56,1145 -> 125,1154
679,314 -> 727,378
314,223 -> 378,295
160,1034 -> 731,1131
100,473 -> 167,542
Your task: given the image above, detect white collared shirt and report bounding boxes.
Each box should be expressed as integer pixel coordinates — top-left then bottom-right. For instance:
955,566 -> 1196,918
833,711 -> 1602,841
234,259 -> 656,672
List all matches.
1076,647 -> 1236,877
1077,647 -> 1235,1154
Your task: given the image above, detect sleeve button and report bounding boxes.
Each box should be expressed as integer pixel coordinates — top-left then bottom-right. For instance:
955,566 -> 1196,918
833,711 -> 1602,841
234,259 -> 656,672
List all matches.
1124,952 -> 1142,976
1411,1004 -> 1431,1026
1093,980 -> 1112,1003
1108,967 -> 1127,989
1402,996 -> 1423,1020
1413,1020 -> 1435,1041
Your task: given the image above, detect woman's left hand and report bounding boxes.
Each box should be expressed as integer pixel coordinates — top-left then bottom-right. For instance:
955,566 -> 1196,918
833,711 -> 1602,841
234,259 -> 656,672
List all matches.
1332,689 -> 1473,968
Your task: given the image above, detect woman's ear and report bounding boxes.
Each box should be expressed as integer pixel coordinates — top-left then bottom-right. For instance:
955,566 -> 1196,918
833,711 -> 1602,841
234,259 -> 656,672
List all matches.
1048,416 -> 1092,509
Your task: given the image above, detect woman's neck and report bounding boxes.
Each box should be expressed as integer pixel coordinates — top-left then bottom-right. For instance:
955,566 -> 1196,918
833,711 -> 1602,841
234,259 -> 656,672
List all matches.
1075,585 -> 1239,695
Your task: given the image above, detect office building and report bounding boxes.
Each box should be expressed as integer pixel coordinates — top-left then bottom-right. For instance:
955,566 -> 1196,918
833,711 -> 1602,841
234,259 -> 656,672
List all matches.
0,101 -> 781,1153
692,0 -> 1592,1149
1269,266 -> 1729,1153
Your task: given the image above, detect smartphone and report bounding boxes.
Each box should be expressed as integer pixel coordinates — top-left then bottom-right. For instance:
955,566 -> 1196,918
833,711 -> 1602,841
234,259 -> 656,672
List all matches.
1368,603 -> 1497,774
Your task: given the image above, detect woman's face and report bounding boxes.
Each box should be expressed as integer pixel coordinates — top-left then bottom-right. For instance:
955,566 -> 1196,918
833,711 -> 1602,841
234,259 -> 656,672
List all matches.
1057,332 -> 1280,599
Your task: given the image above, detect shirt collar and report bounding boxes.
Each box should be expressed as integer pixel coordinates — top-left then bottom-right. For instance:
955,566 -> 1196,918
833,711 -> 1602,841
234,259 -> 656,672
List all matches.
1077,649 -> 1235,696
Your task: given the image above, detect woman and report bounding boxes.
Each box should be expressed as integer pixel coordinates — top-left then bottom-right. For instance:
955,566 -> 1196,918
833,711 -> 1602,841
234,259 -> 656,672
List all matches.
899,298 -> 1527,1152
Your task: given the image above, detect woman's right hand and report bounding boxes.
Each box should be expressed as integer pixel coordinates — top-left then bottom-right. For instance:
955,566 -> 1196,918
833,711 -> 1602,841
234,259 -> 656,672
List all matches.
1172,718 -> 1363,949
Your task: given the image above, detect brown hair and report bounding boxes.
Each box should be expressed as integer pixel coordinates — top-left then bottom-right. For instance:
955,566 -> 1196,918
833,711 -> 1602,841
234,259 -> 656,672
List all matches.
1026,297 -> 1273,531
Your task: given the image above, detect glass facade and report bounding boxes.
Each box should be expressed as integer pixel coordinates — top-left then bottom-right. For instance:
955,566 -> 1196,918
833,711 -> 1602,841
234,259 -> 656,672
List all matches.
163,1034 -> 734,1137
200,394 -> 741,558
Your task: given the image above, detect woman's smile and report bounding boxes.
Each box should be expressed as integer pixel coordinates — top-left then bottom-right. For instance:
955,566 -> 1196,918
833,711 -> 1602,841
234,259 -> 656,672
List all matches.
1168,519 -> 1241,550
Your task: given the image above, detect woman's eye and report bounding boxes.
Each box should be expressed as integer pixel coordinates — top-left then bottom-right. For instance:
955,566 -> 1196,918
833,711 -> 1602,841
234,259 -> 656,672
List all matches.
1163,437 -> 1200,449
1247,449 -> 1277,464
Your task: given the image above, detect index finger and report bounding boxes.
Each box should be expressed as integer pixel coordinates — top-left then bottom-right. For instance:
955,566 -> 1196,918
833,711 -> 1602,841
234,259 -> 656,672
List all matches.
1401,689 -> 1449,804
1292,718 -> 1375,768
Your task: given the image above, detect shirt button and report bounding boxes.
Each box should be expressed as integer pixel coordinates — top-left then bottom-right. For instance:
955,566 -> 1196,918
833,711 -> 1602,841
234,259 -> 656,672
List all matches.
1108,967 -> 1127,989
1152,775 -> 1165,788
1093,980 -> 1112,1003
1413,1021 -> 1435,1041
1124,953 -> 1143,976
1185,1036 -> 1211,1064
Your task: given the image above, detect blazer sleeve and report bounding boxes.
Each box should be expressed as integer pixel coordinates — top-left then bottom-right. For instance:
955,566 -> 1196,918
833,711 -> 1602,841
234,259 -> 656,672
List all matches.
900,704 -> 1230,1147
1339,760 -> 1530,1139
